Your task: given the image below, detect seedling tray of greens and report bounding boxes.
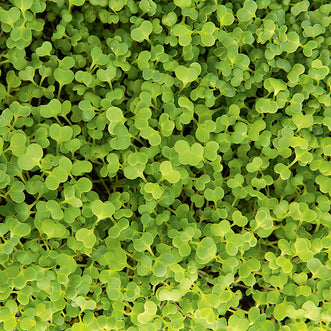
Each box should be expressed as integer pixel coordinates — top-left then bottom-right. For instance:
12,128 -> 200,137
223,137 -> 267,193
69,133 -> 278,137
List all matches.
0,0 -> 331,330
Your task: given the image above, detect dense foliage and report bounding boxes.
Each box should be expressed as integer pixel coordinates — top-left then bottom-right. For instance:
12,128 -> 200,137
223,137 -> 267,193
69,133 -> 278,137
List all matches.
0,0 -> 331,330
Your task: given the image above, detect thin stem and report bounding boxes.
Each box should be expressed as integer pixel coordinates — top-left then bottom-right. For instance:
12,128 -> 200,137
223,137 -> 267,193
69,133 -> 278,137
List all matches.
57,84 -> 63,99
124,249 -> 135,259
288,158 -> 297,168
63,115 -> 72,126
100,176 -> 111,196
140,173 -> 147,183
39,76 -> 46,87
55,116 -> 62,125
238,117 -> 250,125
